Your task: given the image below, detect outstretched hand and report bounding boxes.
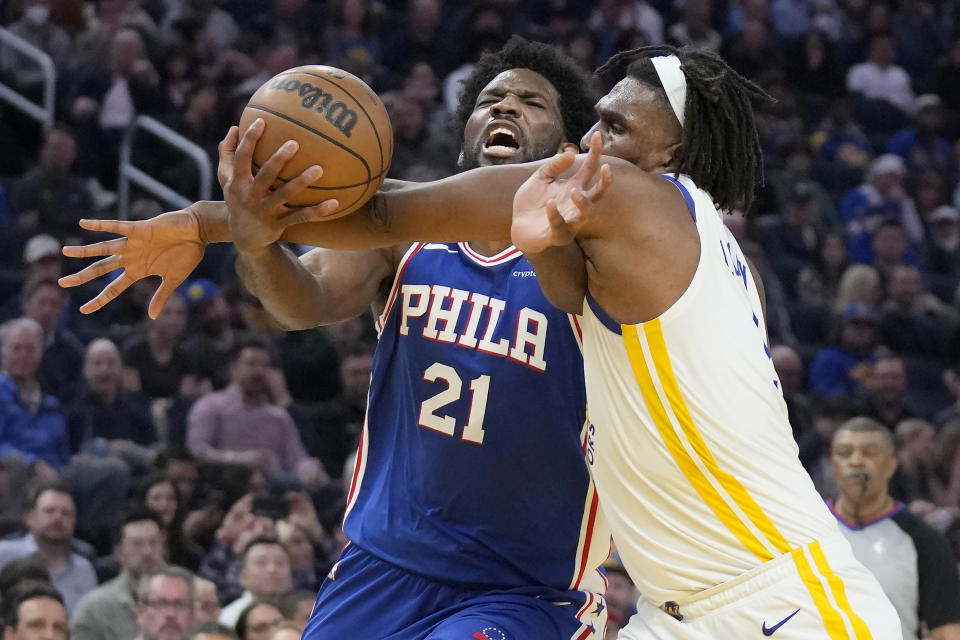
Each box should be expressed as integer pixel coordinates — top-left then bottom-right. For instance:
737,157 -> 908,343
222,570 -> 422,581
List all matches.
220,120 -> 340,256
59,209 -> 205,319
511,132 -> 612,254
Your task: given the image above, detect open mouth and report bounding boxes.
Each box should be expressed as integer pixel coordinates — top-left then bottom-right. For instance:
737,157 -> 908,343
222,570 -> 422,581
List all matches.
483,125 -> 521,157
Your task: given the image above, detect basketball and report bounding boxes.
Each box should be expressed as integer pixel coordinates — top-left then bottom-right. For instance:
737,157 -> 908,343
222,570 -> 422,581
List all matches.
238,65 -> 393,217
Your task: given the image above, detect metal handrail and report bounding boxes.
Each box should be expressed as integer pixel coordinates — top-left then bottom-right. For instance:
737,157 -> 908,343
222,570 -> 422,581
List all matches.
118,115 -> 213,219
0,25 -> 55,129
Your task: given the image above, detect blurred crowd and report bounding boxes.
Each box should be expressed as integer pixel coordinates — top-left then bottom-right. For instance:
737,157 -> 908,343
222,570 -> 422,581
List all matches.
1,0 -> 960,638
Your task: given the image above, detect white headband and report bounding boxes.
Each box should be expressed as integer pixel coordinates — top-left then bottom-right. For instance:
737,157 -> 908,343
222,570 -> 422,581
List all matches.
651,55 -> 687,128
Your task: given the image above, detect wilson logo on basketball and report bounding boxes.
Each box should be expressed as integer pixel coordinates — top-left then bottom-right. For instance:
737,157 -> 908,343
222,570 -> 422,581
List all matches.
268,78 -> 359,138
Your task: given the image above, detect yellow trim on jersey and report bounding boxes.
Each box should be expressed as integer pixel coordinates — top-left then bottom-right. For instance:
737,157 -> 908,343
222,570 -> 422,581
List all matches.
791,547 -> 851,639
621,324 -> 774,561
811,541 -> 873,639
623,318 -> 870,638
643,319 -> 791,554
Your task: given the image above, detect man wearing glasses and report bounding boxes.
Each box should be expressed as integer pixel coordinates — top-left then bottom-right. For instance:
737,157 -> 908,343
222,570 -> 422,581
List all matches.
135,567 -> 195,640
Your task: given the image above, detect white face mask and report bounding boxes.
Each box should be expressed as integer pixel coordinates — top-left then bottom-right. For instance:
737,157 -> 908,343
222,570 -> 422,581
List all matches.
25,4 -> 50,26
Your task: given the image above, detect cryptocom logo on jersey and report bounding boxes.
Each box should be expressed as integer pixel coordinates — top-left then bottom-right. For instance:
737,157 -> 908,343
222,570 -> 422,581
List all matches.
469,628 -> 508,640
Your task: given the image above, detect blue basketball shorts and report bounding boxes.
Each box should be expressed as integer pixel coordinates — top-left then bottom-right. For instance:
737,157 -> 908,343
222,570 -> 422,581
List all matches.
302,544 -> 605,640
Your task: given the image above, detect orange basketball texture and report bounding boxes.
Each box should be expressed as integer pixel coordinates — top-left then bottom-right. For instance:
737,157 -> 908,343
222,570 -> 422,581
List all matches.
238,65 -> 393,216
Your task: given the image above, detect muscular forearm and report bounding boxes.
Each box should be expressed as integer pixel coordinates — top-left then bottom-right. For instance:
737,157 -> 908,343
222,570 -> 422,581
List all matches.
236,243 -> 329,330
523,244 -> 587,315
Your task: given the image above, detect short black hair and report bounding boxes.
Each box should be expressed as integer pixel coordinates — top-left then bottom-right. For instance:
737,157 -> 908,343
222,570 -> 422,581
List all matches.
230,334 -> 276,365
235,601 -> 281,640
240,537 -> 285,566
112,508 -> 164,547
597,45 -> 772,212
0,554 -> 50,602
453,35 -> 598,146
835,416 -> 895,451
154,446 -> 196,470
24,481 -> 73,512
2,580 -> 63,629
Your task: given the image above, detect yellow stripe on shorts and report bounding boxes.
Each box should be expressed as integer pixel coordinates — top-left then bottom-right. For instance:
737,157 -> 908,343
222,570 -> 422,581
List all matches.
792,547 -> 851,639
811,541 -> 872,639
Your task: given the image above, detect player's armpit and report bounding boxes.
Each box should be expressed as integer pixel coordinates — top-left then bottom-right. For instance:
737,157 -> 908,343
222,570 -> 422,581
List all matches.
297,246 -> 398,322
930,622 -> 960,640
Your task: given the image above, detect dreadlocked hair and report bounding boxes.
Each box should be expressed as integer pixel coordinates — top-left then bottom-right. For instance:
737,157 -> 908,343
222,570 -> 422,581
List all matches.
453,35 -> 598,146
597,44 -> 772,213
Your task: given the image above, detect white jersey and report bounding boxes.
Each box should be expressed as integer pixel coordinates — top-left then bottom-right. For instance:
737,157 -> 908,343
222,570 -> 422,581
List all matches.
580,174 -> 842,605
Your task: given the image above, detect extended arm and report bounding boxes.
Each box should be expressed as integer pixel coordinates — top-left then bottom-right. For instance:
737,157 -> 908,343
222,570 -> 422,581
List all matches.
235,243 -> 394,330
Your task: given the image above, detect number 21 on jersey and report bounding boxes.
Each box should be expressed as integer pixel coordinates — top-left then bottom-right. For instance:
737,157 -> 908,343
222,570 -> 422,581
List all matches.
418,363 -> 490,444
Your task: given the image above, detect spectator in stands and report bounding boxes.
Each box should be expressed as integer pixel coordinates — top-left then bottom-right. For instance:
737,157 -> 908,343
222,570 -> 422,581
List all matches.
787,29 -> 845,110
0,554 -> 51,602
138,474 -> 203,571
381,0 -> 461,76
233,602 -> 282,640
187,336 -> 327,492
888,94 -> 954,177
197,495 -> 275,605
8,127 -> 94,242
69,27 -> 167,189
810,96 -> 872,173
846,32 -> 914,119
70,510 -> 166,640
765,138 -> 838,227
1,580 -> 67,640
923,206 -> 960,295
18,278 -> 83,401
761,180 -> 825,293
192,580 -> 221,626
931,421 -> 960,509
275,493 -> 328,593
601,556 -> 638,628
796,231 -> 848,308
277,590 -> 314,629
810,303 -> 881,398
0,483 -> 95,613
829,417 -> 960,639
322,0 -> 384,84
122,292 -> 199,402
181,280 -> 237,392
833,263 -> 883,314
134,567 -> 195,640
936,369 -> 960,428
188,622 -> 236,640
667,0 -> 721,52
0,0 -> 73,93
159,0 -> 239,57
301,344 -> 372,481
840,154 -> 923,266
890,418 -> 938,508
0,318 -> 70,472
771,344 -> 814,439
67,338 -> 154,464
881,264 -> 956,355
218,539 -> 291,627
856,355 -> 921,429
871,219 -> 920,282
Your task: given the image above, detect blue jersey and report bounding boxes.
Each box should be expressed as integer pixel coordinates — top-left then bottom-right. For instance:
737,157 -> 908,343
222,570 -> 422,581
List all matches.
344,242 -> 608,593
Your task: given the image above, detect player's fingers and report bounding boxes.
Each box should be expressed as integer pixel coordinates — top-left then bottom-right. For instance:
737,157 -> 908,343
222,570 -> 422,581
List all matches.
147,278 -> 182,320
578,132 -> 603,182
217,126 -> 240,187
62,237 -> 126,259
58,255 -> 122,288
264,164 -> 323,212
79,272 -> 134,314
233,118 -> 264,184
545,199 -> 566,228
77,219 -> 136,236
276,198 -> 341,227
537,149 -> 577,181
253,139 -> 300,197
583,164 -> 613,200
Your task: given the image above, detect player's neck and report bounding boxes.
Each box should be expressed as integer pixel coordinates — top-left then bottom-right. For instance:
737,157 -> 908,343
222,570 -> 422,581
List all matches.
467,240 -> 512,257
835,493 -> 896,527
